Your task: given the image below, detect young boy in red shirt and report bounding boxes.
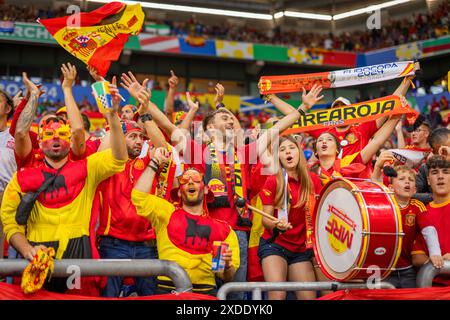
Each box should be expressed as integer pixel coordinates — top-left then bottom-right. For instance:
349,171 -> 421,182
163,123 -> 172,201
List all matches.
372,162 -> 443,288
412,156 -> 450,286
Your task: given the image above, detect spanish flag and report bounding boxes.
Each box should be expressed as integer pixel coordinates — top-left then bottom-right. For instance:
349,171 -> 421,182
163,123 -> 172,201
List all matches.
39,2 -> 144,76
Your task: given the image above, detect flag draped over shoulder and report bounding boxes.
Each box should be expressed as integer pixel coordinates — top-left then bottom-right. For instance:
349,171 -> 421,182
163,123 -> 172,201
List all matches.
39,2 -> 144,76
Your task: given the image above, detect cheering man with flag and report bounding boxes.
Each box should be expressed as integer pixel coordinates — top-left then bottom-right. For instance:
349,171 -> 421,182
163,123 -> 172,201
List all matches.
39,2 -> 145,76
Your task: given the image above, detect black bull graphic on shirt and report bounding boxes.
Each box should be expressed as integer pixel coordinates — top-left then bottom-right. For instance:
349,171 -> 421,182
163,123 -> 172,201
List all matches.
184,216 -> 212,246
42,171 -> 69,200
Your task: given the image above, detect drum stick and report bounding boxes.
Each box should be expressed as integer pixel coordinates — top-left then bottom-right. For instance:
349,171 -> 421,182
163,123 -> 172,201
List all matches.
247,204 -> 278,222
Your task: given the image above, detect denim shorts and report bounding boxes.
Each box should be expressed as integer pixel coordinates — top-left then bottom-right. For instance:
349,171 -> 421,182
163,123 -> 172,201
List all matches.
257,237 -> 313,265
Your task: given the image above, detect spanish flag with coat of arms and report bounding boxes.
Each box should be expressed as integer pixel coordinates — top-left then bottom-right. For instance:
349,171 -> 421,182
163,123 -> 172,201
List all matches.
39,2 -> 144,76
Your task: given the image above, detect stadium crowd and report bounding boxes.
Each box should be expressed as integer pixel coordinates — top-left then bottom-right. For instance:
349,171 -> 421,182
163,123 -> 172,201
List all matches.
0,1 -> 449,52
0,59 -> 449,300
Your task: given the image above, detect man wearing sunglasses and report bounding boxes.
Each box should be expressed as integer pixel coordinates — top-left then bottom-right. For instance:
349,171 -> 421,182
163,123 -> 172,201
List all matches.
1,79 -> 128,294
131,148 -> 240,296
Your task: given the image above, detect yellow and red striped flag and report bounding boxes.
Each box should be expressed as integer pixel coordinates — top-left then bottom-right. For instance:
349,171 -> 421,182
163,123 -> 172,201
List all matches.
39,2 -> 144,76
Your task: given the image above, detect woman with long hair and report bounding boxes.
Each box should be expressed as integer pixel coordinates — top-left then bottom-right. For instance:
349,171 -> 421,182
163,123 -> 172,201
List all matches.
310,113 -> 403,193
258,135 -> 317,300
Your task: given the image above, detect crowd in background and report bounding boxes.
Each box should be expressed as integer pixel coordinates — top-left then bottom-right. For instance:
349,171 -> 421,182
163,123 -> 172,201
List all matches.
1,1 -> 449,52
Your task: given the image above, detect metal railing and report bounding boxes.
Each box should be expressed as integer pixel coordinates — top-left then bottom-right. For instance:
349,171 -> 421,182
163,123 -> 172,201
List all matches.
217,281 -> 396,300
417,261 -> 450,288
0,259 -> 193,293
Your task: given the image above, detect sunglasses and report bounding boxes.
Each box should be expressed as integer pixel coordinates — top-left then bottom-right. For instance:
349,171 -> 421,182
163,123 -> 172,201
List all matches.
178,170 -> 204,185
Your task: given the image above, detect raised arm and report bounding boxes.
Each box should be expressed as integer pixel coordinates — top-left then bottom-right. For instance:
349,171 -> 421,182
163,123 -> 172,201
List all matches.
371,150 -> 395,183
361,115 -> 401,164
257,84 -> 323,154
214,83 -> 241,132
14,73 -> 40,159
135,83 -> 167,149
268,94 -> 297,115
395,118 -> 406,148
104,76 -> 128,162
165,70 -> 179,120
61,63 -> 86,157
121,71 -> 185,147
375,63 -> 418,129
178,92 -> 199,132
134,147 -> 170,193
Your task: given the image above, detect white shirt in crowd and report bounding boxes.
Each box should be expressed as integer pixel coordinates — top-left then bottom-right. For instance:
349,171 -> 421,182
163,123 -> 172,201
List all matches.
0,128 -> 16,193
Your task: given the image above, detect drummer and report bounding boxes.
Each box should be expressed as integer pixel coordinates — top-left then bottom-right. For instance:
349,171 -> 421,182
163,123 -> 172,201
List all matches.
372,162 -> 443,288
258,135 -> 317,300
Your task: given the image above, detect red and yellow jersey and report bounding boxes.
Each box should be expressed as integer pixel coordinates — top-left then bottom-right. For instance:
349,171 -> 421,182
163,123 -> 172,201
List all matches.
396,199 -> 427,269
309,120 -> 378,164
425,199 -> 450,255
1,149 -> 126,259
96,155 -> 154,242
131,189 -> 240,288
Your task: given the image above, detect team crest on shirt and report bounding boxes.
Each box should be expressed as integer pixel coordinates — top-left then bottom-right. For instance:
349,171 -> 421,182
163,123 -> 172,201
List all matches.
262,189 -> 271,197
405,211 -> 416,227
345,132 -> 358,145
134,159 -> 145,170
6,139 -> 14,150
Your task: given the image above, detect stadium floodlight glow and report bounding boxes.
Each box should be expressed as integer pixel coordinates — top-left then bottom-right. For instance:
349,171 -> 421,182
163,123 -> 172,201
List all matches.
87,0 -> 273,20
333,0 -> 411,20
274,11 -> 285,19
284,11 -> 332,21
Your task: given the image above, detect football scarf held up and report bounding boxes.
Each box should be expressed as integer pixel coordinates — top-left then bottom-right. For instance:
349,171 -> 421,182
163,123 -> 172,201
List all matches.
283,95 -> 418,135
205,143 -> 250,222
259,61 -> 416,95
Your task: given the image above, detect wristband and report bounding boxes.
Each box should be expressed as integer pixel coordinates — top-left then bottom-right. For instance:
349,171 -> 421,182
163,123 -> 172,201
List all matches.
297,106 -> 306,117
148,164 -> 159,172
150,158 -> 160,167
140,113 -> 153,123
216,103 -> 225,109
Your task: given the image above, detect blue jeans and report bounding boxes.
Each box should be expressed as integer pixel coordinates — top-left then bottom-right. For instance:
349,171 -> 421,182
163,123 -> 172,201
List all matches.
6,245 -> 19,284
216,230 -> 248,300
384,267 -> 417,288
99,236 -> 158,297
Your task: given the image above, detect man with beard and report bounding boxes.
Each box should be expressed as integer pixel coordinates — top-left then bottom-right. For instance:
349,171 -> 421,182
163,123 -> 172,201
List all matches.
95,86 -> 168,296
131,148 -> 240,296
14,65 -> 93,169
0,78 -> 128,294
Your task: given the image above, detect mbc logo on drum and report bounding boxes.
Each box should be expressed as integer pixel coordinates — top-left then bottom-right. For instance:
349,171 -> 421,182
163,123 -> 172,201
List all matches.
325,204 -> 356,254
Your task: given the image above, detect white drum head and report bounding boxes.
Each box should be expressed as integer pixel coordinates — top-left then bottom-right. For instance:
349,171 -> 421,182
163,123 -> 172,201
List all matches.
316,182 -> 364,279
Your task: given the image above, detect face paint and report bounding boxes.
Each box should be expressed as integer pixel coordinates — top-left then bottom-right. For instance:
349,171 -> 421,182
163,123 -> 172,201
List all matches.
40,121 -> 71,142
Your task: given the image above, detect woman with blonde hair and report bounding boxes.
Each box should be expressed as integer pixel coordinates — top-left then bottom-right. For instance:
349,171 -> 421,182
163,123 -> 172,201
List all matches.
258,134 -> 318,300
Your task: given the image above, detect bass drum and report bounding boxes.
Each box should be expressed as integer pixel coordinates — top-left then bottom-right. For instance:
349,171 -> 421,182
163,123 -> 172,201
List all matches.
313,177 -> 403,281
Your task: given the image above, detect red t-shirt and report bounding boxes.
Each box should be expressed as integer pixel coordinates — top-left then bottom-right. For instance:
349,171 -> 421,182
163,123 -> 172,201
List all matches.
259,174 -> 314,253
396,199 -> 428,269
183,140 -> 257,231
412,199 -> 450,286
309,120 -> 378,164
96,155 -> 155,242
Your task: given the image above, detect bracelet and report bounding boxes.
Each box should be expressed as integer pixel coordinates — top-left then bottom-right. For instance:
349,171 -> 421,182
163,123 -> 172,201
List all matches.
150,158 -> 160,167
216,102 -> 225,109
140,113 -> 153,123
297,106 -> 306,117
148,165 -> 158,172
